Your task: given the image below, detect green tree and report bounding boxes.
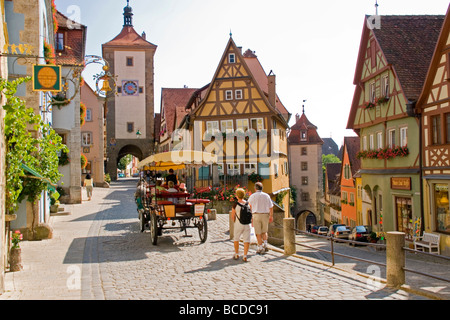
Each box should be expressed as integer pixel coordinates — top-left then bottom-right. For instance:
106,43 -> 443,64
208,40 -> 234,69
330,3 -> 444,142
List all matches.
1,77 -> 67,213
117,154 -> 132,171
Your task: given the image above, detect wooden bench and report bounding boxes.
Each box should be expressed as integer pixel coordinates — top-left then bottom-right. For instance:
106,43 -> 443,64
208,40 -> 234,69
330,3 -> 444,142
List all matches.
414,232 -> 441,255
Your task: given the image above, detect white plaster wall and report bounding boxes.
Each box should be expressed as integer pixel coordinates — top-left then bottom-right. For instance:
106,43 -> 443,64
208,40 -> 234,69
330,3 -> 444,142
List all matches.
114,50 -> 146,139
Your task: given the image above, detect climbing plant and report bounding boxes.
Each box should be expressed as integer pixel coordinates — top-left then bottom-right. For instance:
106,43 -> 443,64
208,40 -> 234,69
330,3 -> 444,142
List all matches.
1,77 -> 67,213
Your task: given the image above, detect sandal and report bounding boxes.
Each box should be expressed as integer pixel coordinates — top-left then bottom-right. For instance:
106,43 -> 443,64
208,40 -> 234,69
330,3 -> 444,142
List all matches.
242,255 -> 248,262
233,253 -> 239,260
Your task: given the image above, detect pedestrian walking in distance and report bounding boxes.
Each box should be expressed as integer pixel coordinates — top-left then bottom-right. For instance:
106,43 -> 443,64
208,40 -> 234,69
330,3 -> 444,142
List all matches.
231,188 -> 251,262
84,174 -> 93,201
248,182 -> 273,254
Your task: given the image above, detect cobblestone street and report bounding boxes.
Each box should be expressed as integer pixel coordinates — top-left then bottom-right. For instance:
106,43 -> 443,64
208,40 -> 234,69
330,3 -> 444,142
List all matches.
0,179 -> 432,301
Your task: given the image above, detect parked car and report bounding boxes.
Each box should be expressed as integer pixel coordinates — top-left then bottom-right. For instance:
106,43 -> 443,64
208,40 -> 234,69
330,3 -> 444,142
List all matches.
327,224 -> 345,237
334,226 -> 351,239
317,226 -> 329,236
311,225 -> 320,234
118,173 -> 125,178
349,225 -> 371,244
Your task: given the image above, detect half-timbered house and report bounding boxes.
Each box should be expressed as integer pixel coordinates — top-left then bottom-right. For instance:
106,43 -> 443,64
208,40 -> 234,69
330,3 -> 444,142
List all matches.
416,5 -> 450,255
180,37 -> 291,214
347,15 -> 444,241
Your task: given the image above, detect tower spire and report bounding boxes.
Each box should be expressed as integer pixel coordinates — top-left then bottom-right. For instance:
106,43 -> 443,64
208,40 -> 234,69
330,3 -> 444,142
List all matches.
123,0 -> 133,27
375,0 -> 379,16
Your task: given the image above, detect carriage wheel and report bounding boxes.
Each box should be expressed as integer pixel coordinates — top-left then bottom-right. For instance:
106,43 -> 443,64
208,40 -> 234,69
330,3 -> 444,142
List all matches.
150,211 -> 158,245
198,217 -> 208,243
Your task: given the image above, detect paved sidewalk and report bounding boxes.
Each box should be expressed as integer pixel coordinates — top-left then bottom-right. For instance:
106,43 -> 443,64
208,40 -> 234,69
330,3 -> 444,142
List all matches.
0,179 -> 445,300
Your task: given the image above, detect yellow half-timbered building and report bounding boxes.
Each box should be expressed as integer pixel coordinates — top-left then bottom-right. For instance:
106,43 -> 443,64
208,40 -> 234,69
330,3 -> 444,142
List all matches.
180,37 -> 291,215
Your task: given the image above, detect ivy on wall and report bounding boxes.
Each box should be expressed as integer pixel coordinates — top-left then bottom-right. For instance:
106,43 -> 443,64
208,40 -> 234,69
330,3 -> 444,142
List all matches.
1,77 -> 67,213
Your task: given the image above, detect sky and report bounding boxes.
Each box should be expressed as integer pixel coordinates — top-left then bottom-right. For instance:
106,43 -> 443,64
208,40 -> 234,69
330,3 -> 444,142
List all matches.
55,0 -> 450,147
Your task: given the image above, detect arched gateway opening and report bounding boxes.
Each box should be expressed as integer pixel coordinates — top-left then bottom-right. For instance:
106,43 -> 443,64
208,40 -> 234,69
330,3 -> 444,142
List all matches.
295,210 -> 318,232
106,144 -> 146,181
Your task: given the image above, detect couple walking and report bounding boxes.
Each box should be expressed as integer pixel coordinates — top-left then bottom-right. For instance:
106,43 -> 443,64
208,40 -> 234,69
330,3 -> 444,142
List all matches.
231,182 -> 273,262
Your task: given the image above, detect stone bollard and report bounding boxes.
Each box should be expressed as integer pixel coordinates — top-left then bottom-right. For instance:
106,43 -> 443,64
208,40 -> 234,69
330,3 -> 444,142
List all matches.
229,210 -> 234,240
284,218 -> 296,255
386,231 -> 405,288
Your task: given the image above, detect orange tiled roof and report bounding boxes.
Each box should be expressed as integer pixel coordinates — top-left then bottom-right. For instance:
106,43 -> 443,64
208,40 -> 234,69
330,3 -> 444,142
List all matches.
103,26 -> 157,49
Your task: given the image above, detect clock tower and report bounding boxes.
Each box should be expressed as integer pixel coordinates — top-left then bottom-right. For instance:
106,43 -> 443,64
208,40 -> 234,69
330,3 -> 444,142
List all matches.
102,0 -> 157,180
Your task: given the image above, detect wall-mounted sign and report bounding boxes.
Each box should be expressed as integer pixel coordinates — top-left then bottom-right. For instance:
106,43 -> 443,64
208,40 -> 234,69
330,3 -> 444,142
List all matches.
391,177 -> 411,190
32,65 -> 61,92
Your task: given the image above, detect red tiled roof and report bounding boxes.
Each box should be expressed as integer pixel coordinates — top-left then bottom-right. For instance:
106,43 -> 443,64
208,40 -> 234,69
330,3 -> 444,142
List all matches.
373,15 -> 444,100
103,26 -> 157,49
288,112 -> 323,145
161,88 -> 198,135
243,54 -> 290,119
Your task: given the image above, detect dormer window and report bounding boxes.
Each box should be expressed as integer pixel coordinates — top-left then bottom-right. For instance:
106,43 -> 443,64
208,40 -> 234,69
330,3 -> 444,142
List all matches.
301,131 -> 307,141
228,53 -> 235,64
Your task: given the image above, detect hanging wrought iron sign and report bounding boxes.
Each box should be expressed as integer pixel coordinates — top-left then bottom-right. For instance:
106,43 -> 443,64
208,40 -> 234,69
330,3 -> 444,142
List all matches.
32,64 -> 62,92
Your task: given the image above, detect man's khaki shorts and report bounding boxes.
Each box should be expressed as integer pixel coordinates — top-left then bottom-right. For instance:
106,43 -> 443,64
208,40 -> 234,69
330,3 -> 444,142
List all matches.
253,213 -> 270,234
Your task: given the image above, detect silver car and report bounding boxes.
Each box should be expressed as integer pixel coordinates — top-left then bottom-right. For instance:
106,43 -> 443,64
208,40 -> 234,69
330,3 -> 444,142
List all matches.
334,226 -> 351,239
317,226 -> 329,236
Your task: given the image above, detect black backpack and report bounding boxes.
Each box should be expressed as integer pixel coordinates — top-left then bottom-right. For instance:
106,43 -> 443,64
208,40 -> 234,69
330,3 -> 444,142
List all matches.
235,201 -> 252,225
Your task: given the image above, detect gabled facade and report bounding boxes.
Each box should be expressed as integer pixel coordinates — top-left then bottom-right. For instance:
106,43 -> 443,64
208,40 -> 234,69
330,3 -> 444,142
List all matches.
347,15 -> 444,240
416,5 -> 450,255
339,137 -> 360,228
181,37 -> 291,214
159,88 -> 197,152
288,111 -> 324,229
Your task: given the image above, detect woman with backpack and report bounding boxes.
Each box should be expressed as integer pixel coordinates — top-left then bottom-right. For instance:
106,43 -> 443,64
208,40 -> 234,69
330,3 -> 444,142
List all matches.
231,188 -> 252,262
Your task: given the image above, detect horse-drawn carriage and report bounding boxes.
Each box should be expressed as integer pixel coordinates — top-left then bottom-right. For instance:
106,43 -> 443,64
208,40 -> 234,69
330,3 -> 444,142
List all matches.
135,151 -> 217,245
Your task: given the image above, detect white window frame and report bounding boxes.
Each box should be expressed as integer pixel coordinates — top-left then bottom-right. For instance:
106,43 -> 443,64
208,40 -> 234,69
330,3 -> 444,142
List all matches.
363,136 -> 368,151
228,53 -> 235,64
236,119 -> 249,132
81,132 -> 92,146
221,120 -> 234,133
250,118 -> 264,131
400,127 -> 408,147
206,121 -> 219,133
382,75 -> 390,98
377,132 -> 383,149
244,163 -> 257,175
225,90 -> 233,101
235,89 -> 243,100
369,134 -> 374,150
388,129 -> 396,148
227,163 -> 240,176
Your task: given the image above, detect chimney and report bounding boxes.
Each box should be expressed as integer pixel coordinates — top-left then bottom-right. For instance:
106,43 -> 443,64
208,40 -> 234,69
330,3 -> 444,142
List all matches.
268,70 -> 276,108
295,113 -> 300,123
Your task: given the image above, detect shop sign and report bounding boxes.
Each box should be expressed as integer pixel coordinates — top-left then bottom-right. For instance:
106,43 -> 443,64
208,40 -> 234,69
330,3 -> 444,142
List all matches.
32,65 -> 61,92
391,177 -> 411,190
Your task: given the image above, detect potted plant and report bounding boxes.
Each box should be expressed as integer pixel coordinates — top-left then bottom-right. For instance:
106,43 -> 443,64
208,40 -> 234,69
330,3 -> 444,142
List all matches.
368,231 -> 379,243
10,230 -> 23,271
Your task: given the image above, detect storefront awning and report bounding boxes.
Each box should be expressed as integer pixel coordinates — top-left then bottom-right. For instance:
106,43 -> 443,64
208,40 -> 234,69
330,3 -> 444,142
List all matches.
21,164 -> 57,193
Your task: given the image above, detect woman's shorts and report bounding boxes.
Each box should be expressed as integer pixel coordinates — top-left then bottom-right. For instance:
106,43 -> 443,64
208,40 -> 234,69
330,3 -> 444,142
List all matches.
234,222 -> 251,243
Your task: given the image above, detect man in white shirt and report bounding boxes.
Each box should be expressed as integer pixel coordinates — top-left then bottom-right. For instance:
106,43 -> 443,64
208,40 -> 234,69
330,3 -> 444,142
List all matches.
248,182 -> 273,254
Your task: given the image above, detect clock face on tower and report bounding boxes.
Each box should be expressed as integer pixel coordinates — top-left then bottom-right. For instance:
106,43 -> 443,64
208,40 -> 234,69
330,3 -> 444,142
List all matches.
122,80 -> 139,96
